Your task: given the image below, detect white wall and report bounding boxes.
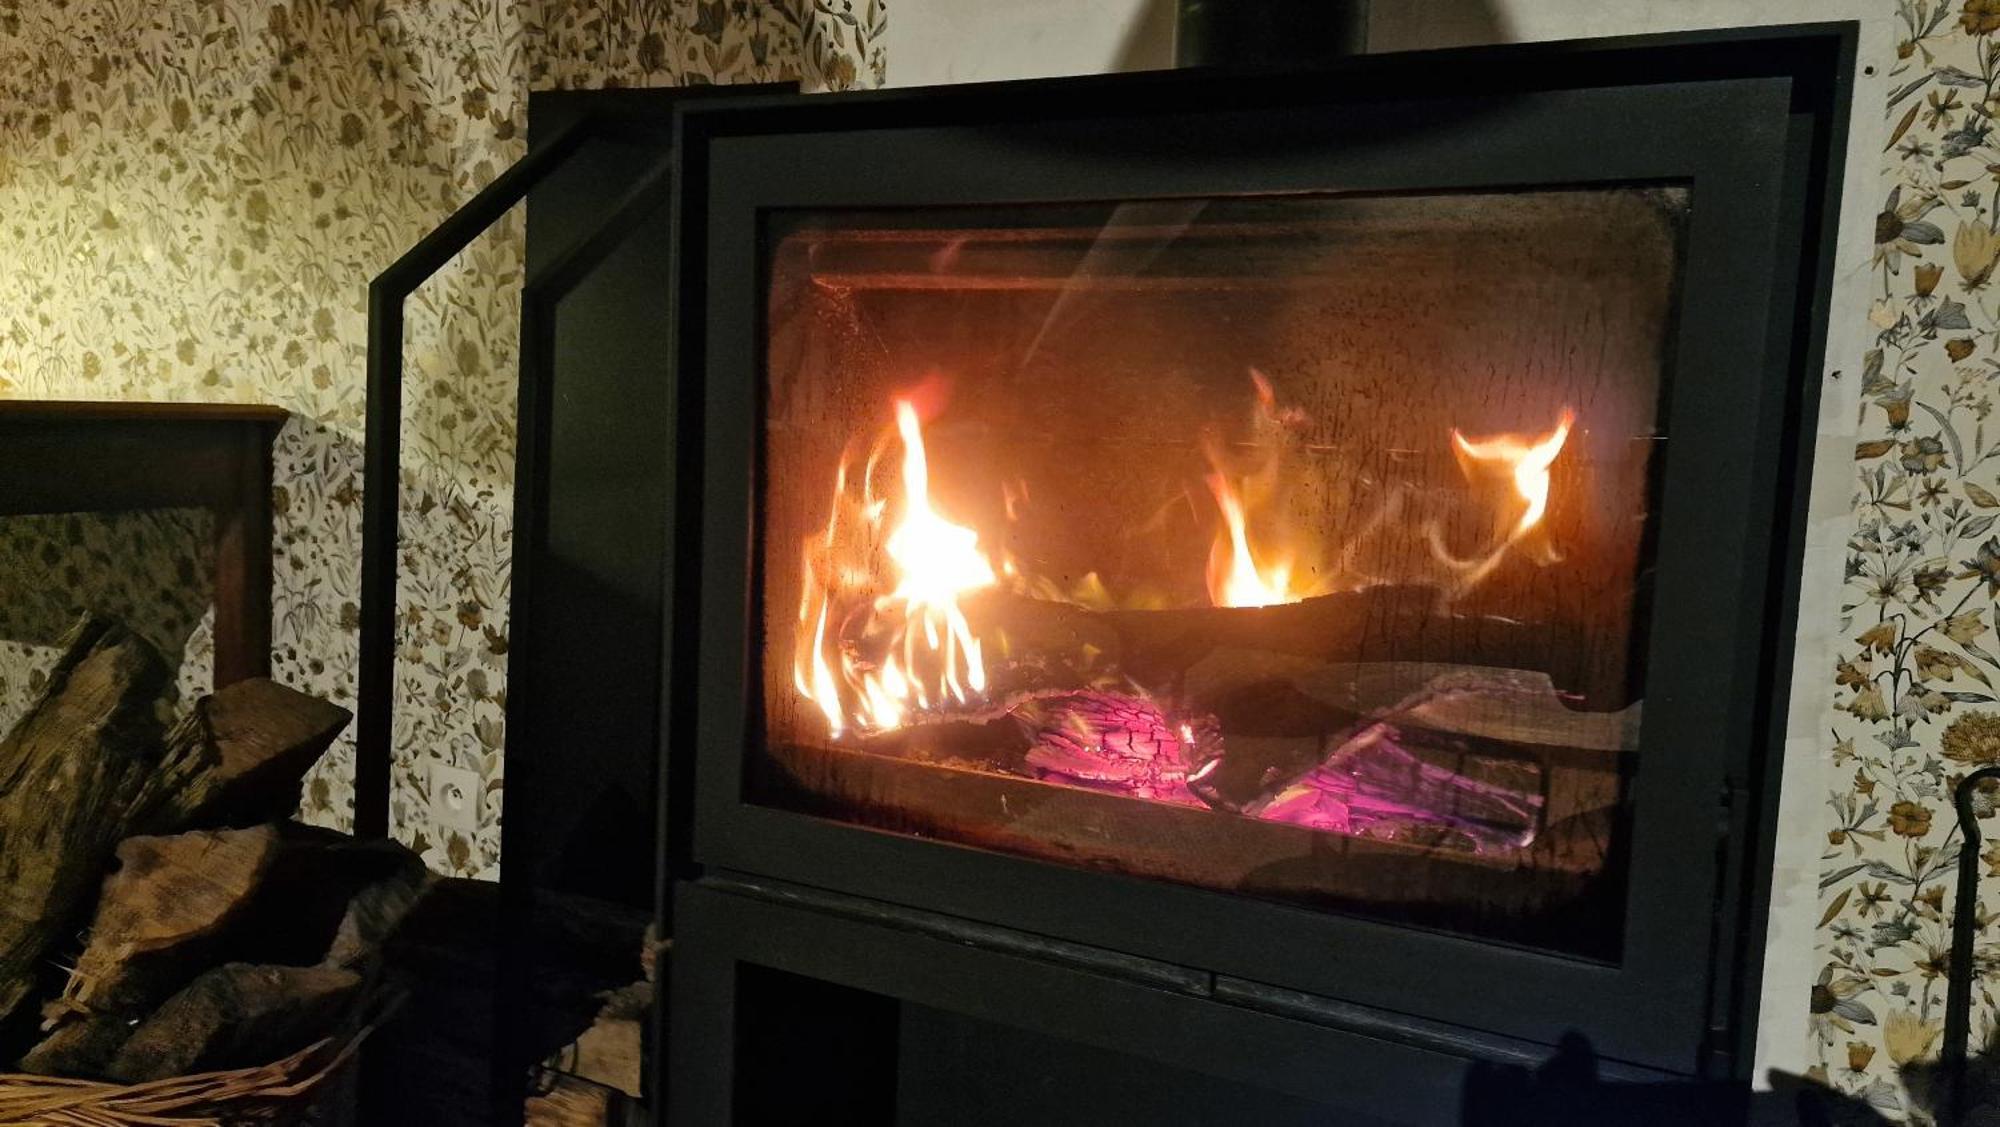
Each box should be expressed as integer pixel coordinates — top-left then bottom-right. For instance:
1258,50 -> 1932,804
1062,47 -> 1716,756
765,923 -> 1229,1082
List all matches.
884,0 -> 1174,86
883,0 -> 1893,1087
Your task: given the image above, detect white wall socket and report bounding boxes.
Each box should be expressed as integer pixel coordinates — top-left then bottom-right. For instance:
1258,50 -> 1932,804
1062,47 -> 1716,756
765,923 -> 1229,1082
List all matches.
429,763 -> 483,833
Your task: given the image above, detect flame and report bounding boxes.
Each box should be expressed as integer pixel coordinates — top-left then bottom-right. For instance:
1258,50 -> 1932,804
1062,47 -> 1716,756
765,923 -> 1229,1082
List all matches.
881,401 -> 994,708
1429,408 -> 1574,594
793,379 -> 1583,743
1450,410 -> 1574,538
793,398 -> 996,735
802,599 -> 846,736
1205,473 -> 1299,608
1202,370 -> 1313,609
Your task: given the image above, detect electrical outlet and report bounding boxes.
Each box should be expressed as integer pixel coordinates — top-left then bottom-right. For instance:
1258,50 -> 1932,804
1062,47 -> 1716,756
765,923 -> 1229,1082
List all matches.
430,764 -> 483,833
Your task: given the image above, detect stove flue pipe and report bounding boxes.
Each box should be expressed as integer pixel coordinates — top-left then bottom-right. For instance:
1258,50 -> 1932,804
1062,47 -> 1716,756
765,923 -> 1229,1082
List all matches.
1175,0 -> 1371,67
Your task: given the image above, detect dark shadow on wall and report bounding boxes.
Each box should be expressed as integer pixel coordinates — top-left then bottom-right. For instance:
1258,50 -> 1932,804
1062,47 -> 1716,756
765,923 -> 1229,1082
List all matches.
1115,0 -> 1180,72
0,508 -> 214,664
1120,0 -> 1511,73
1365,0 -> 1514,54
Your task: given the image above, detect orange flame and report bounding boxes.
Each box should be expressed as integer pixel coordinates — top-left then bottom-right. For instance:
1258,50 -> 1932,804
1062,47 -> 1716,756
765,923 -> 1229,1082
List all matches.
1451,410 -> 1574,538
795,381 -> 1583,742
793,399 -> 996,735
1205,473 -> 1300,608
1430,409 -> 1575,594
1202,370 -> 1313,609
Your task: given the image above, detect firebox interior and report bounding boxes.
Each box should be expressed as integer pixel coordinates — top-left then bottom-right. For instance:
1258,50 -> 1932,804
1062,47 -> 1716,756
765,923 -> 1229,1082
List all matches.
752,186 -> 1686,961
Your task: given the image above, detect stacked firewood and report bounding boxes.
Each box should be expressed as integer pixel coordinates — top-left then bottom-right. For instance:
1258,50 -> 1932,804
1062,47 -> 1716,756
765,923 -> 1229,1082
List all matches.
0,614 -> 427,1085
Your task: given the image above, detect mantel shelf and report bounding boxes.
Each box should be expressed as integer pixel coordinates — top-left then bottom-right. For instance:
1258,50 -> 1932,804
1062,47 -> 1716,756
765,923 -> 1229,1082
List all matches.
0,399 -> 290,425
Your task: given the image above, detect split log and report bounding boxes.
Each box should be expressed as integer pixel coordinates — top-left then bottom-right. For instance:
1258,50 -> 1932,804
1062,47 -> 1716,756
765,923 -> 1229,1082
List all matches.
243,824 -> 429,969
0,613 -> 354,1031
567,981 -> 650,1099
24,824 -> 422,1073
0,616 -> 174,1027
137,677 -> 353,831
323,855 -> 435,971
39,826 -> 282,1029
105,962 -> 362,1082
526,1075 -> 622,1126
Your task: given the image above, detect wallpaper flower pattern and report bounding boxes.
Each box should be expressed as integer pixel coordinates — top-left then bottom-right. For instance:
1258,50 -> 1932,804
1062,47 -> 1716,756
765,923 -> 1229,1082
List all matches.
0,509 -> 216,723
1814,3 -> 2000,1118
0,0 -> 882,881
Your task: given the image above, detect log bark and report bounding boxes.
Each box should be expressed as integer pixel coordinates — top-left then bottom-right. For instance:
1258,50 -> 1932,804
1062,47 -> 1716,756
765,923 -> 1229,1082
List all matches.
0,616 -> 173,1027
324,862 -> 435,972
15,1014 -> 130,1078
105,962 -> 361,1082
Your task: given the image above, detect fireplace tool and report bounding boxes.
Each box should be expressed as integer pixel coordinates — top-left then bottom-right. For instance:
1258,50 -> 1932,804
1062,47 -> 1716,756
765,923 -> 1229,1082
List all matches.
1946,765 -> 2000,1124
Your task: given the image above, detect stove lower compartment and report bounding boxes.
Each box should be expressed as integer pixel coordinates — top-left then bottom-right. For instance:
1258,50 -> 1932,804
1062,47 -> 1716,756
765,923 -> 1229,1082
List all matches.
667,876 -> 1780,1127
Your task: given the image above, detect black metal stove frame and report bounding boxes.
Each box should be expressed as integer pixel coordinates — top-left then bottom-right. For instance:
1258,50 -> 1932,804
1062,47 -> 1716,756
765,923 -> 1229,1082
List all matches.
663,27 -> 1852,1114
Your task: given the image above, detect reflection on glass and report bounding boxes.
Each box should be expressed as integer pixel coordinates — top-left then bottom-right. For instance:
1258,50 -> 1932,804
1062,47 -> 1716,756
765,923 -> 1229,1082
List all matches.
752,188 -> 1686,961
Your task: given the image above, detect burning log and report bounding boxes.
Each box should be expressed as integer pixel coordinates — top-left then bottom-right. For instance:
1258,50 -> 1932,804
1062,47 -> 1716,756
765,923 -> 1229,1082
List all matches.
901,586 -> 1620,836
854,685 -> 1553,853
838,648 -> 1622,868
1014,691 -> 1214,807
965,584 -> 1615,710
1246,726 -> 1544,853
761,732 -> 1621,955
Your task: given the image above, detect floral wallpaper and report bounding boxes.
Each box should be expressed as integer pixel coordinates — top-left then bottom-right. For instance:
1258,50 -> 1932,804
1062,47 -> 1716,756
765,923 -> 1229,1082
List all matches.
1812,2 -> 2000,1118
0,0 -> 882,880
0,508 -> 215,725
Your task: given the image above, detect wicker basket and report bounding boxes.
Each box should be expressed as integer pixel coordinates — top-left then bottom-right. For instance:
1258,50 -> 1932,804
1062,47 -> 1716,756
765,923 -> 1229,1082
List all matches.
0,1020 -> 377,1127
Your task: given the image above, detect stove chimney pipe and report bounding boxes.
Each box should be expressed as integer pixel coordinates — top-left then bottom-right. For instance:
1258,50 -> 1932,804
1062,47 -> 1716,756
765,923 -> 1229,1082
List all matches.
1175,0 -> 1371,68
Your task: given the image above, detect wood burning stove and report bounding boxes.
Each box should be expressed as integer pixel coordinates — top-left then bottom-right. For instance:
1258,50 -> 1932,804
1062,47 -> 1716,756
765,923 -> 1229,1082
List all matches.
665,26 -> 1853,1121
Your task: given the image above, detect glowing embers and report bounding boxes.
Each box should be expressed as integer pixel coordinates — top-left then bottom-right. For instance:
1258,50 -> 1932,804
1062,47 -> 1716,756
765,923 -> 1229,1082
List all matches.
1015,692 -> 1216,807
1246,723 -> 1544,852
793,398 -> 996,737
